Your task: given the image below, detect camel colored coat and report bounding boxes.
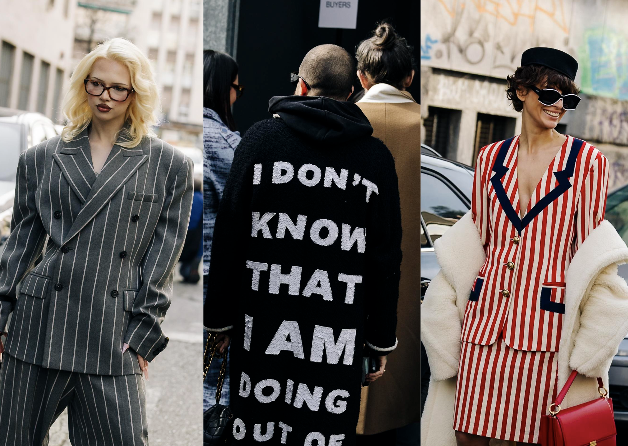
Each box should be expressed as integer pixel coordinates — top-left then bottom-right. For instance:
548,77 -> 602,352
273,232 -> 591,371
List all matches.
421,212 -> 628,445
356,88 -> 421,434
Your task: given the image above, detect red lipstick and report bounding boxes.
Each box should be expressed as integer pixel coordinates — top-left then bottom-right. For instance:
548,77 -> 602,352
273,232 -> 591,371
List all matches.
97,104 -> 111,112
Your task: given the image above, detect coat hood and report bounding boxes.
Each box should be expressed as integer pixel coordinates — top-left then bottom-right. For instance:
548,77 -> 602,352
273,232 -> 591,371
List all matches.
268,95 -> 373,144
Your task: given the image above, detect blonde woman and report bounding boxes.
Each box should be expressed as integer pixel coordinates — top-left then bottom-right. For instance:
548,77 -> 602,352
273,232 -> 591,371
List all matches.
0,38 -> 193,445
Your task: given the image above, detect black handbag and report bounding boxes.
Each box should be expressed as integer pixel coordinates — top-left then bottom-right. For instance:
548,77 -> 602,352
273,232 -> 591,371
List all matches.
203,332 -> 233,446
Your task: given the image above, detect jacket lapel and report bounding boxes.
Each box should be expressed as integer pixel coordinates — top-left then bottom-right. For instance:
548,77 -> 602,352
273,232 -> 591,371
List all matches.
62,128 -> 148,245
491,136 -> 584,234
52,128 -> 96,204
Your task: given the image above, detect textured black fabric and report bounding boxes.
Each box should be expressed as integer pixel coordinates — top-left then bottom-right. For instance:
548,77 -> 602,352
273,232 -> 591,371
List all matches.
204,96 -> 402,445
521,47 -> 578,80
268,96 -> 373,143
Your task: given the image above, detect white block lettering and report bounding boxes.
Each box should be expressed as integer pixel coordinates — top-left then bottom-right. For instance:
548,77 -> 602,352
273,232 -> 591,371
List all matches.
233,418 -> 246,440
276,213 -> 307,240
253,163 -> 262,184
293,383 -> 323,412
278,422 -> 292,444
269,264 -> 302,295
341,224 -> 365,253
244,314 -> 253,351
310,325 -> 355,365
298,163 -> 322,187
252,212 -> 275,238
323,167 -> 348,189
246,261 -> 268,291
265,321 -> 305,359
239,372 -> 251,397
310,219 -> 339,247
361,178 -> 379,202
302,269 -> 333,301
305,432 -> 326,446
325,389 -> 350,414
337,274 -> 362,304
254,379 -> 281,403
272,161 -> 294,184
253,422 -> 274,441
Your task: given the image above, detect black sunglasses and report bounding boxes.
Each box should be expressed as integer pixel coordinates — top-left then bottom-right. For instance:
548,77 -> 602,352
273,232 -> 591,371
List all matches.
529,86 -> 581,110
290,72 -> 311,90
231,83 -> 244,98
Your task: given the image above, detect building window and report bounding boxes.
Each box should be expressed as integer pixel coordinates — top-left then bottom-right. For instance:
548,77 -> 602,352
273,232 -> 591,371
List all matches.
170,15 -> 180,33
0,41 -> 16,107
52,68 -> 64,122
18,52 -> 35,111
148,48 -> 159,63
179,88 -> 190,119
151,12 -> 162,31
162,86 -> 173,118
473,113 -> 517,165
423,106 -> 461,159
37,61 -> 51,114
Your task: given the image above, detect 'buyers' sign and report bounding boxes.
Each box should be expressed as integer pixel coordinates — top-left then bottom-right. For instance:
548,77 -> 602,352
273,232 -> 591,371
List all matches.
318,0 -> 359,29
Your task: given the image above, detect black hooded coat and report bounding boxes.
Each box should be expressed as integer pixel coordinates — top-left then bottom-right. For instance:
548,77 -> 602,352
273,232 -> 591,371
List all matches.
204,96 -> 403,445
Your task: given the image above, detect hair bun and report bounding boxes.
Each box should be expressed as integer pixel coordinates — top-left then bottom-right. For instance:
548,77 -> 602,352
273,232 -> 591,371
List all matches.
373,23 -> 396,48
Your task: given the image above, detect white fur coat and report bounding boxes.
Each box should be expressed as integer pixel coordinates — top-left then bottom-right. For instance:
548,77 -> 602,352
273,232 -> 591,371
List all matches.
421,212 -> 628,445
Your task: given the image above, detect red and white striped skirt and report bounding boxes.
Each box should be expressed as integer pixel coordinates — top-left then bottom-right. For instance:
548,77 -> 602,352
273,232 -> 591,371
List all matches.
453,338 -> 559,443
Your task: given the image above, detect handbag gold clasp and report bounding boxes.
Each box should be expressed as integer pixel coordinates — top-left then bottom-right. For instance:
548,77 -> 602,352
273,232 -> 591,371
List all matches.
590,441 -> 597,446
598,386 -> 608,398
548,403 -> 561,416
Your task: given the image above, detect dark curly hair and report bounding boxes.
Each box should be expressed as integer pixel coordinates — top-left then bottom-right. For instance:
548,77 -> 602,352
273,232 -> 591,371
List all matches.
506,64 -> 579,112
356,22 -> 416,90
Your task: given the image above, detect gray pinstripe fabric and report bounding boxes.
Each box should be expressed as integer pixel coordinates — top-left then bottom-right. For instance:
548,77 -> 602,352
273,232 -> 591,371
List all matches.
0,354 -> 148,446
0,126 -> 194,375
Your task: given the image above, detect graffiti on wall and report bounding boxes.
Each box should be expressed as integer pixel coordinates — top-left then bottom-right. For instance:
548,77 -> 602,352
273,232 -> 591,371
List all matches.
582,97 -> 628,146
431,74 -> 513,113
579,27 -> 628,101
421,0 -> 573,77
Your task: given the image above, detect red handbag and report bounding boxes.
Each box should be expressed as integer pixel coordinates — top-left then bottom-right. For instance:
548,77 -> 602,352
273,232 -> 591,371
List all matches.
539,370 -> 616,446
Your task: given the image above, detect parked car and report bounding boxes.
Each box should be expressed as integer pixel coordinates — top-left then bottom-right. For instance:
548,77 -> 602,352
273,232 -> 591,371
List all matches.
603,182 -> 628,424
420,146 -> 474,414
0,112 -> 58,245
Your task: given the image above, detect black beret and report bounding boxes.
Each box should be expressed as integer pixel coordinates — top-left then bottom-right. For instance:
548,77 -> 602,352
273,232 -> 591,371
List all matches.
521,47 -> 578,80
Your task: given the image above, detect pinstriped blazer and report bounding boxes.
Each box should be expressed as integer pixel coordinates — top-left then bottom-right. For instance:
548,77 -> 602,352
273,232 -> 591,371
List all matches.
0,126 -> 193,375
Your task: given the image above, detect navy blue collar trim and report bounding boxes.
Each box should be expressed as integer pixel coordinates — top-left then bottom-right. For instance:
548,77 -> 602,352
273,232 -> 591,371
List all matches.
490,137 -> 584,234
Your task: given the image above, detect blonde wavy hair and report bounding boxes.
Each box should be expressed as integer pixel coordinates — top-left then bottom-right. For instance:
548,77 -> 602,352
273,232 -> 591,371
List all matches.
61,38 -> 160,148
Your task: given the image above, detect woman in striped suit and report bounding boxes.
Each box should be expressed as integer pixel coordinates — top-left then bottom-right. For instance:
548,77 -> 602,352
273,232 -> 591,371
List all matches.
452,48 -> 609,445
0,38 -> 193,445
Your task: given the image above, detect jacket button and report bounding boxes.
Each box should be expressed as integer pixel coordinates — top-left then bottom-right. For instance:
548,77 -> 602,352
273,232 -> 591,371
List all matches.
506,261 -> 515,271
501,289 -> 510,298
119,251 -> 127,258
54,283 -> 63,291
54,211 -> 62,219
111,290 -> 119,298
61,246 -> 71,254
511,236 -> 520,245
131,215 -> 140,222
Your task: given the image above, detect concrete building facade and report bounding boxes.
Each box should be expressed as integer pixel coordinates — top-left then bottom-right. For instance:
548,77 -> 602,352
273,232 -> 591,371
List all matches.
73,0 -> 203,146
421,0 -> 628,190
0,0 -> 78,122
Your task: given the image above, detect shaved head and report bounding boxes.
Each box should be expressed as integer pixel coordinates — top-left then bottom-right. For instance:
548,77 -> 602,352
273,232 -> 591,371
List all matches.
299,44 -> 355,101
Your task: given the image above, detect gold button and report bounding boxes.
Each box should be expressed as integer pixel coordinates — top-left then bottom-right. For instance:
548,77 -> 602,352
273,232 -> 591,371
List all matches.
506,261 -> 515,271
501,289 -> 510,298
511,236 -> 520,244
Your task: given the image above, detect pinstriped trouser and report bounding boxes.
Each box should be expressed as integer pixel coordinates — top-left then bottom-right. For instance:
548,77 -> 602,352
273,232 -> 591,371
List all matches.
0,354 -> 149,446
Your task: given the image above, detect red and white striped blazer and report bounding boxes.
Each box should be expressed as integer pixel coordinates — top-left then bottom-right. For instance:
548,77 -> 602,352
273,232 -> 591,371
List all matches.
462,135 -> 609,352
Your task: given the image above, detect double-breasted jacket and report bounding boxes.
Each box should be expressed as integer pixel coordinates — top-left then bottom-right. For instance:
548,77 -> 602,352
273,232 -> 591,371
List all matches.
466,135 -> 609,352
0,126 -> 193,375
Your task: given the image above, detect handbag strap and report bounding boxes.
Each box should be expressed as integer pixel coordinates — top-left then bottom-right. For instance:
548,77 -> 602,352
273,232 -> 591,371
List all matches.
202,332 -> 229,405
555,370 -> 605,405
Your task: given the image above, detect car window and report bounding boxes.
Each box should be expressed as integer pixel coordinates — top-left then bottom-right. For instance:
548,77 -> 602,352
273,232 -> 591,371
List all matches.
606,185 -> 628,244
421,218 -> 431,248
421,171 -> 470,244
0,122 -> 22,182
